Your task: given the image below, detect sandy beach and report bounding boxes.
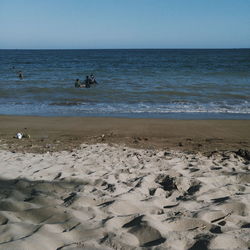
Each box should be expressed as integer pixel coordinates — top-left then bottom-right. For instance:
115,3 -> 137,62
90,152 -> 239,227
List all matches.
0,116 -> 249,249
0,115 -> 250,153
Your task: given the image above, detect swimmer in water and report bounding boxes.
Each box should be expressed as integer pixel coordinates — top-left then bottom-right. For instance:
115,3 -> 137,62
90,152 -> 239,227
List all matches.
75,79 -> 82,88
84,75 -> 90,84
90,74 -> 98,84
18,71 -> 24,79
84,76 -> 91,88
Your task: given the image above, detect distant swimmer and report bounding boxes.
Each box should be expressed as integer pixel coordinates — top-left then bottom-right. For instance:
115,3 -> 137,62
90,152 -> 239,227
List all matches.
84,75 -> 91,85
75,79 -> 82,88
84,76 -> 91,88
90,74 -> 98,84
18,71 -> 24,79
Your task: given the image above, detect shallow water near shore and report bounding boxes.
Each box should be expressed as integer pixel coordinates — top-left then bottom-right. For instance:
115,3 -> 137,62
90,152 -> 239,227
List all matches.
0,49 -> 250,119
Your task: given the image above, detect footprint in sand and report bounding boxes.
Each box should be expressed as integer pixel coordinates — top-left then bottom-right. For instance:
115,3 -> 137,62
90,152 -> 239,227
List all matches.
155,174 -> 177,192
122,215 -> 166,247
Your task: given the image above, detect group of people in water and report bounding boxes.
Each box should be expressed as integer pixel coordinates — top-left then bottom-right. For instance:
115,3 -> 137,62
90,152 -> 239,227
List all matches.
75,74 -> 98,88
12,66 -> 98,88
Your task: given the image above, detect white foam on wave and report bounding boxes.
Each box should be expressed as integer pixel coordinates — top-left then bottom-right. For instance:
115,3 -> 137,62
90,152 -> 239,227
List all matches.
0,101 -> 250,117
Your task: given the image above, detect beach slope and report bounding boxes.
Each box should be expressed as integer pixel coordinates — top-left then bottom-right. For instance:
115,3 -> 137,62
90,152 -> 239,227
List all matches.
0,116 -> 249,249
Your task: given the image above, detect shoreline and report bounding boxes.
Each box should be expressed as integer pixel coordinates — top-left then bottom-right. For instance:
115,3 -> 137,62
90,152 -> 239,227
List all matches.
0,115 -> 249,153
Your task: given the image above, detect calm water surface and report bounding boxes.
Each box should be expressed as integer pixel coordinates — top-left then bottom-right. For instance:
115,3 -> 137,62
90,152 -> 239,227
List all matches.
0,49 -> 249,119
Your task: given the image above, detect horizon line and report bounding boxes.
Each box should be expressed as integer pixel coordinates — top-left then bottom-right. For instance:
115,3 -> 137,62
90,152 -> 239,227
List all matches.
0,47 -> 249,50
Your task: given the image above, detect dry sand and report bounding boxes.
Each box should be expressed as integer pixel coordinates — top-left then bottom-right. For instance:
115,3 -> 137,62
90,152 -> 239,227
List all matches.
0,116 -> 249,249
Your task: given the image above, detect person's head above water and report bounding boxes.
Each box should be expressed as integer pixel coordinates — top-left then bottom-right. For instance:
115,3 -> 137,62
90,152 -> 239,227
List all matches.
18,71 -> 23,78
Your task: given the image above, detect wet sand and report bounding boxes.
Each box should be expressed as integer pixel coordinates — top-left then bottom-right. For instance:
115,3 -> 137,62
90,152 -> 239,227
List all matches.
0,115 -> 249,153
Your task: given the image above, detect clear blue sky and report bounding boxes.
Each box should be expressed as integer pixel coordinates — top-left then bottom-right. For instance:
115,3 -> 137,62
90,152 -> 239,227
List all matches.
0,0 -> 249,49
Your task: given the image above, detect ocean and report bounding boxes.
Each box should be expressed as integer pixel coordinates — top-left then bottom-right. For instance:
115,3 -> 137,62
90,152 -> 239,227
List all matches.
0,49 -> 249,119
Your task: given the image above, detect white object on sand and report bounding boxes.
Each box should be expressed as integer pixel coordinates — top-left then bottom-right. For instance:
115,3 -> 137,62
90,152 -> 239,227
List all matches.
16,132 -> 23,139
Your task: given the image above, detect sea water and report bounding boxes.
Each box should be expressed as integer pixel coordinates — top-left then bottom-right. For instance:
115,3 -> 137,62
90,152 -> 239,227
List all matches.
0,49 -> 249,119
